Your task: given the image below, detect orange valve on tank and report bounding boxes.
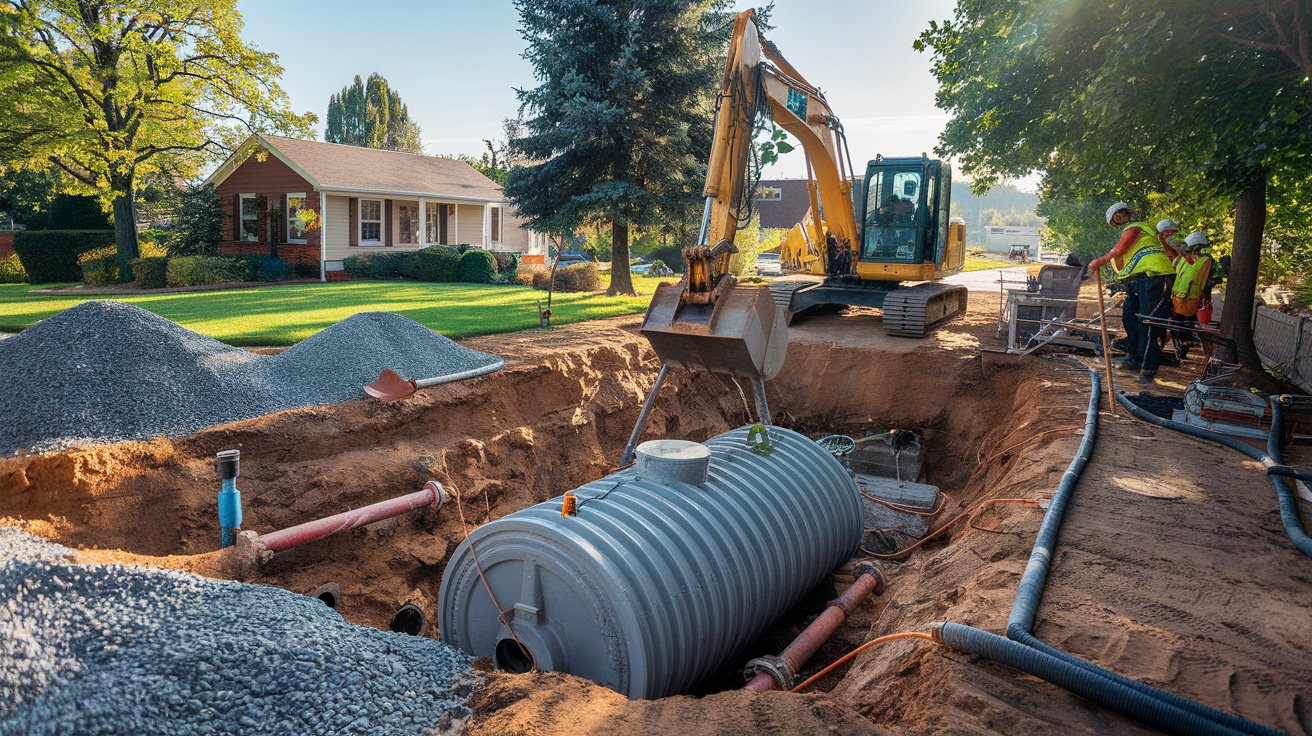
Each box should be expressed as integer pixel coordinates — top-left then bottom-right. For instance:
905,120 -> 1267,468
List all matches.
560,492 -> 577,517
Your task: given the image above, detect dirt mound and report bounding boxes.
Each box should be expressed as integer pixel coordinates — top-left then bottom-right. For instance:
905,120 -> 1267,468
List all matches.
0,302 -> 499,454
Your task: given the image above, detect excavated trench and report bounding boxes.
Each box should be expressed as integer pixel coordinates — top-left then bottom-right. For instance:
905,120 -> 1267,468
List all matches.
0,314 -> 1080,727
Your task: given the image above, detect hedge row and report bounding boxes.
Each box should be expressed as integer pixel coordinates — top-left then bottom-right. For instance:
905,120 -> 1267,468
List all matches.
13,230 -> 115,283
77,242 -> 167,286
530,262 -> 603,292
343,246 -> 514,284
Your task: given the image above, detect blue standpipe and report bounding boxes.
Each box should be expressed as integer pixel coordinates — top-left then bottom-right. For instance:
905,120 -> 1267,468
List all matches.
216,449 -> 242,548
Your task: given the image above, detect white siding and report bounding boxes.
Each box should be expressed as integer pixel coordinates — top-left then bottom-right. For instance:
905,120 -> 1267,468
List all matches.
324,195 -> 351,261
499,208 -> 539,253
456,203 -> 483,245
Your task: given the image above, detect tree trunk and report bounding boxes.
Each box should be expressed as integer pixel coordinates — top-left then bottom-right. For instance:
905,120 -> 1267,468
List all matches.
1221,175 -> 1267,375
608,220 -> 636,295
111,181 -> 140,283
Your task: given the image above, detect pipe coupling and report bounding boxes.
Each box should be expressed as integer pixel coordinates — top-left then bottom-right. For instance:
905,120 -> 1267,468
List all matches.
927,621 -> 947,646
423,480 -> 448,509
853,562 -> 886,596
744,655 -> 795,691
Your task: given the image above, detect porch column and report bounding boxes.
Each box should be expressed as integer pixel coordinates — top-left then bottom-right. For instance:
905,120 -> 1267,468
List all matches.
482,203 -> 492,248
417,197 -> 427,246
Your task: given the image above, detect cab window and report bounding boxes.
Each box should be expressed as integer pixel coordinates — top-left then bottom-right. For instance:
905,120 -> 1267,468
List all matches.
863,169 -> 923,261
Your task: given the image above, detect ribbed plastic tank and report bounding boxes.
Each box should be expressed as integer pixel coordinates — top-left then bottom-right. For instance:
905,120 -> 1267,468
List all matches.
437,425 -> 863,699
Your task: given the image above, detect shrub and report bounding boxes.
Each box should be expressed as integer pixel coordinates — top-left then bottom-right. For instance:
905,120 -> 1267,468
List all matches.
533,262 -> 603,292
0,254 -> 26,283
12,230 -> 115,283
259,257 -> 292,282
492,251 -> 521,273
513,267 -> 536,287
233,254 -> 269,281
78,241 -> 167,285
166,255 -> 240,287
457,249 -> 499,283
166,184 -> 225,257
414,245 -> 461,282
46,195 -> 111,229
343,251 -> 415,280
130,256 -> 169,288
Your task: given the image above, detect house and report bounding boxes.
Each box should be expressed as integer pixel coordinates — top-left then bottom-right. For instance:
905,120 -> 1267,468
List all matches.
203,135 -> 547,279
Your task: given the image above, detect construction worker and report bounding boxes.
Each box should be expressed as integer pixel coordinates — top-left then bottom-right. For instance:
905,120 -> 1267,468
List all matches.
1170,230 -> 1214,325
1156,219 -> 1185,260
1087,203 -> 1176,383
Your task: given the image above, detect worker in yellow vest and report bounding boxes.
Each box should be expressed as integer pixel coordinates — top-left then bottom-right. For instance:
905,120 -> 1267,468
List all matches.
1171,231 -> 1214,323
1156,219 -> 1185,260
1088,203 -> 1176,383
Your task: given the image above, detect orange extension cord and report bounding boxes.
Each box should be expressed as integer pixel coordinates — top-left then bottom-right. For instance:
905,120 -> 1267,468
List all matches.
790,632 -> 937,693
976,425 -> 1083,468
861,489 -> 949,517
453,487 -> 538,671
861,498 -> 1040,559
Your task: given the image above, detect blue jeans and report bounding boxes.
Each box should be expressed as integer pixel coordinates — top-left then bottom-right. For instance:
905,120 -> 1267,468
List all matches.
1121,274 -> 1174,371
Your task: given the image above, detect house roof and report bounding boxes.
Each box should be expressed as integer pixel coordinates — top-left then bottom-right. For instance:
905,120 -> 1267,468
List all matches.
205,134 -> 505,202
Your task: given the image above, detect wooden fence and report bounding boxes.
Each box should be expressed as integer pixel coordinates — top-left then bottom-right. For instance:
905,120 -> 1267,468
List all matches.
1215,293 -> 1312,392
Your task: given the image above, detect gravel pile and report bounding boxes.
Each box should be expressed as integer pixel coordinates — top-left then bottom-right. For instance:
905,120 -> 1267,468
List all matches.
0,528 -> 478,735
0,302 -> 502,454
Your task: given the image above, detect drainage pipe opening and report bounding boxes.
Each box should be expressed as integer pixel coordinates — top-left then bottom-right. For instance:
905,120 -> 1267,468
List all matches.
389,603 -> 426,636
307,583 -> 340,610
494,638 -> 535,674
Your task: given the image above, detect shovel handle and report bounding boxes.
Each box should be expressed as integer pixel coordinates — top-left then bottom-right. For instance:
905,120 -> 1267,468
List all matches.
1095,269 -> 1117,415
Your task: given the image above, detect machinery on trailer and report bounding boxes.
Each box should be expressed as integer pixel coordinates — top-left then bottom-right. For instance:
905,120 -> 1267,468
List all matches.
644,8 -> 968,342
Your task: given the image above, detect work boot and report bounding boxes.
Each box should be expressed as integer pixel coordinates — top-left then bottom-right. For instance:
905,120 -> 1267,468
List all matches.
1110,337 -> 1129,353
1117,359 -> 1142,373
1138,369 -> 1157,385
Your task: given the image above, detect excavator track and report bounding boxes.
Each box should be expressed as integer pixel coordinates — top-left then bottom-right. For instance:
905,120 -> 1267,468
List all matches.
881,282 -> 969,338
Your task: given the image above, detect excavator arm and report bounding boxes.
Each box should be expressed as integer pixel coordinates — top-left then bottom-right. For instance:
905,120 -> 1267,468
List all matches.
688,9 -> 860,297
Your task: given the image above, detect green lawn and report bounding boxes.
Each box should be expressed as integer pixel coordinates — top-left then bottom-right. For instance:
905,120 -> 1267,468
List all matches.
963,254 -> 1021,271
0,275 -> 671,345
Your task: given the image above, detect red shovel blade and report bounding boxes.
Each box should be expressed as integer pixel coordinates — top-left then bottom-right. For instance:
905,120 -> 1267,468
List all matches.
364,368 -> 419,401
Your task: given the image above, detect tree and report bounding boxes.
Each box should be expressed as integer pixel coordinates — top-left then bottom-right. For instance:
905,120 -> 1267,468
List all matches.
917,0 -> 1312,378
459,117 -> 526,185
325,73 -> 422,154
166,184 -> 224,256
505,0 -> 736,296
0,0 -> 313,281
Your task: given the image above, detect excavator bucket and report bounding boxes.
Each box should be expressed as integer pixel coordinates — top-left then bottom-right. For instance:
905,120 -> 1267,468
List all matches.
640,280 -> 787,381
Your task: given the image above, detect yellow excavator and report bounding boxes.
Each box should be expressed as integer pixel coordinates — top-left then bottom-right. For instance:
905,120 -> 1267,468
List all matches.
642,7 -> 968,388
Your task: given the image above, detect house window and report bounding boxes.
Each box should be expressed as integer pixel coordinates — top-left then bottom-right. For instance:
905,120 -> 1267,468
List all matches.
754,186 -> 782,201
398,204 -> 418,245
359,198 -> 382,244
426,204 -> 440,244
286,193 -> 307,243
239,194 -> 258,242
490,206 -> 502,243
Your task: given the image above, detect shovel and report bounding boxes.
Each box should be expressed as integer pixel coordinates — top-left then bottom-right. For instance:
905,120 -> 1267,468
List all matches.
363,358 -> 506,401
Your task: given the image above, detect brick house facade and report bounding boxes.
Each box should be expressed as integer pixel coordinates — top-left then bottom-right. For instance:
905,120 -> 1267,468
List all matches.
205,135 -> 545,279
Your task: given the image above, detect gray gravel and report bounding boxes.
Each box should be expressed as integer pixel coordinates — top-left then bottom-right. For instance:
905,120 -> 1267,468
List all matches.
0,528 -> 478,735
0,302 -> 502,454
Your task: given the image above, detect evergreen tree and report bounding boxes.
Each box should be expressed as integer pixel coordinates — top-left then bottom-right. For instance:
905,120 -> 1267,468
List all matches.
505,0 -> 735,295
325,74 -> 423,154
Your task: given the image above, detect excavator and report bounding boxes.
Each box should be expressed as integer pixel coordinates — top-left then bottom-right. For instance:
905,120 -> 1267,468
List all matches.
642,8 -> 967,389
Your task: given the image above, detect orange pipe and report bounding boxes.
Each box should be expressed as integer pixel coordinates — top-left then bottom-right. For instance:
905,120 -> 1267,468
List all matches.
744,564 -> 885,692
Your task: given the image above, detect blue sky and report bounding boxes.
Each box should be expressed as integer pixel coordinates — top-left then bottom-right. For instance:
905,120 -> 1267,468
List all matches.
237,0 -> 958,179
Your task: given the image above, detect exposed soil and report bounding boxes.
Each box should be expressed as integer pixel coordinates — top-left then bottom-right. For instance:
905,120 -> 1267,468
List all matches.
3,284 -> 1308,735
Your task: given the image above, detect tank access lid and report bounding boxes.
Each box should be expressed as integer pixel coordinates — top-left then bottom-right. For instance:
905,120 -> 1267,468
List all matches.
635,439 -> 711,486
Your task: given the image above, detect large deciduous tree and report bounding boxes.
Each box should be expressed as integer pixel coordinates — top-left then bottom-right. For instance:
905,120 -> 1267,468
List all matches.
325,73 -> 422,154
0,0 -> 314,280
505,0 -> 734,296
918,0 -> 1312,378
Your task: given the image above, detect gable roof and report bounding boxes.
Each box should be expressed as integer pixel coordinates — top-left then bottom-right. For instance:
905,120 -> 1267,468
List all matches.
205,134 -> 505,202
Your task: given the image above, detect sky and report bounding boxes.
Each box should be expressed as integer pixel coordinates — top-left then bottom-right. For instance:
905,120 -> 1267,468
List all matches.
237,0 -> 959,180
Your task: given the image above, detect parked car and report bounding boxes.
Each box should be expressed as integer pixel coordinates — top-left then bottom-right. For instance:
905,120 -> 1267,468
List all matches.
755,252 -> 784,277
554,253 -> 591,268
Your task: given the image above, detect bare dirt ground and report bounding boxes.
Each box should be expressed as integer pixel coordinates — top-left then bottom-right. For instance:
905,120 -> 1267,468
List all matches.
2,281 -> 1309,735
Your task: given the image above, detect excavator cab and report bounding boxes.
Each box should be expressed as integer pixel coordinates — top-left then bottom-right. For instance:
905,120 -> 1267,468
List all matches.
854,157 -> 964,281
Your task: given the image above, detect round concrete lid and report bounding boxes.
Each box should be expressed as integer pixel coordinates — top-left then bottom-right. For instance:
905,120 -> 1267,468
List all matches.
636,440 -> 711,486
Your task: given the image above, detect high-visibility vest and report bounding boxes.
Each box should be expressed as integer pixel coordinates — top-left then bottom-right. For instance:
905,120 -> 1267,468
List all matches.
1171,254 -> 1213,317
1112,222 -> 1175,281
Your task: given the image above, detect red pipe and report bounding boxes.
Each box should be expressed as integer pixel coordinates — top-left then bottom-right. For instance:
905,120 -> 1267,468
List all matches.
745,563 -> 885,692
257,481 -> 447,554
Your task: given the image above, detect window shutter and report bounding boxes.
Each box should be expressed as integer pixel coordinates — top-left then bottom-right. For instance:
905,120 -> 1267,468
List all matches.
349,198 -> 358,247
231,194 -> 240,241
384,199 -> 394,247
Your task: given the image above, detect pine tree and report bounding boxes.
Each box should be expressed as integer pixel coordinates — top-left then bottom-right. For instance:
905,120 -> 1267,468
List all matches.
505,0 -> 734,295
325,74 -> 423,154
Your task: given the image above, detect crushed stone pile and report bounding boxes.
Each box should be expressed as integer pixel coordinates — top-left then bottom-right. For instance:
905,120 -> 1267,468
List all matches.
0,528 -> 477,736
0,302 -> 502,454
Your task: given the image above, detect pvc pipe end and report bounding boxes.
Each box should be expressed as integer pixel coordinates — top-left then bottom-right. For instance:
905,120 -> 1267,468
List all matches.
216,449 -> 240,480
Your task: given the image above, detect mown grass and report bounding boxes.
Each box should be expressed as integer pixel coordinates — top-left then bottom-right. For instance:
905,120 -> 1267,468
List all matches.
0,274 -> 672,345
963,254 -> 1022,271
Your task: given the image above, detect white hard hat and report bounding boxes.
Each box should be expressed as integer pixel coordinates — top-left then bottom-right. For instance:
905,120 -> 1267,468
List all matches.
1184,231 -> 1210,248
1106,202 -> 1130,225
1156,219 -> 1180,233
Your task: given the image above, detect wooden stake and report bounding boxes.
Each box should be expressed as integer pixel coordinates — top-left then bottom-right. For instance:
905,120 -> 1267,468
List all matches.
1095,268 -> 1117,415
